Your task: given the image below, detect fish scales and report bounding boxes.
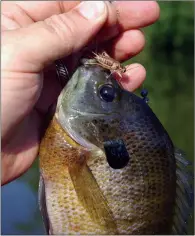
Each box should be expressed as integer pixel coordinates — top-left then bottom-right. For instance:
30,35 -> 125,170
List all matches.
39,117 -> 117,234
39,62 -> 193,235
86,114 -> 176,234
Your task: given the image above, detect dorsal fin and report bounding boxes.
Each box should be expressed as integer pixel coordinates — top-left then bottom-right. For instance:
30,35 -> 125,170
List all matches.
171,148 -> 194,234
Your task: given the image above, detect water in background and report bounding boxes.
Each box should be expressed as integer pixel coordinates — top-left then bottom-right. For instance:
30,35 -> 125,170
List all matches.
2,167 -> 44,235
2,2 -> 194,235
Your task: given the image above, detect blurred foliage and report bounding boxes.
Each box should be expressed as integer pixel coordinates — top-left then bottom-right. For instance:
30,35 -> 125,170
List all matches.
144,2 -> 194,56
2,1 -> 194,235
125,1 -> 194,165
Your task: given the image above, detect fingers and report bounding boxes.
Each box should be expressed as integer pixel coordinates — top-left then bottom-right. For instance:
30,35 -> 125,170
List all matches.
1,1 -> 79,27
106,29 -> 145,61
2,1 -> 109,72
2,110 -> 41,185
114,63 -> 146,92
2,1 -> 160,39
2,1 -> 159,67
2,1 -> 160,30
112,1 -> 160,30
1,1 -> 109,140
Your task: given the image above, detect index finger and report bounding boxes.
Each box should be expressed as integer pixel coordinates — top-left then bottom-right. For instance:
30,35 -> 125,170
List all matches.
2,1 -> 79,22
2,1 -> 160,30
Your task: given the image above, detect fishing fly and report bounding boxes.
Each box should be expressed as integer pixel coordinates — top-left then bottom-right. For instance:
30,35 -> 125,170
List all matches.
83,51 -> 126,78
92,51 -> 126,78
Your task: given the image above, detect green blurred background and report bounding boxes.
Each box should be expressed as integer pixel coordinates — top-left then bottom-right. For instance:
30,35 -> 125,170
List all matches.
2,1 -> 194,235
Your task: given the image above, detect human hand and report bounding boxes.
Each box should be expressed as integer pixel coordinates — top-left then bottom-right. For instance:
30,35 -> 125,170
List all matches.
1,1 -> 160,185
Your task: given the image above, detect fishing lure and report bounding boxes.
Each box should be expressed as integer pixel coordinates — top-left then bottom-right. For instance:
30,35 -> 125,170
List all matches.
83,51 -> 126,78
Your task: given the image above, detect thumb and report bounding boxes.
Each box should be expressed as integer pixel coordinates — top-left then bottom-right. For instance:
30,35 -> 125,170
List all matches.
2,1 -> 108,72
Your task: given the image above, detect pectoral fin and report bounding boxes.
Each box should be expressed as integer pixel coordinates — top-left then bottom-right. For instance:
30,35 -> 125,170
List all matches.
69,158 -> 117,233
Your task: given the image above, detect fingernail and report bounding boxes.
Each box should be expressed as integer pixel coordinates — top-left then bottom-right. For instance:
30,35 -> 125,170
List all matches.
77,1 -> 106,20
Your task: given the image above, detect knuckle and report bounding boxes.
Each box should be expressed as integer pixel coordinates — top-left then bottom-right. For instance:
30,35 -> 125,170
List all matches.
44,14 -> 77,54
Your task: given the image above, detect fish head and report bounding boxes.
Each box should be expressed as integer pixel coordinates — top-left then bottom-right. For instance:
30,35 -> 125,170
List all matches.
56,62 -> 143,149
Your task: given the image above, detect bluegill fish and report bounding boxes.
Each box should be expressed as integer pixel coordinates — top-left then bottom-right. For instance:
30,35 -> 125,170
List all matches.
39,61 -> 193,235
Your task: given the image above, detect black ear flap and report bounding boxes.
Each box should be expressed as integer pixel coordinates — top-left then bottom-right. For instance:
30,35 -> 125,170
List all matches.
103,139 -> 130,169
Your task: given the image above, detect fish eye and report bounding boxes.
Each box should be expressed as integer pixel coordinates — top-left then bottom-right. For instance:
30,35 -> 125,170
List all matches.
99,84 -> 116,102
